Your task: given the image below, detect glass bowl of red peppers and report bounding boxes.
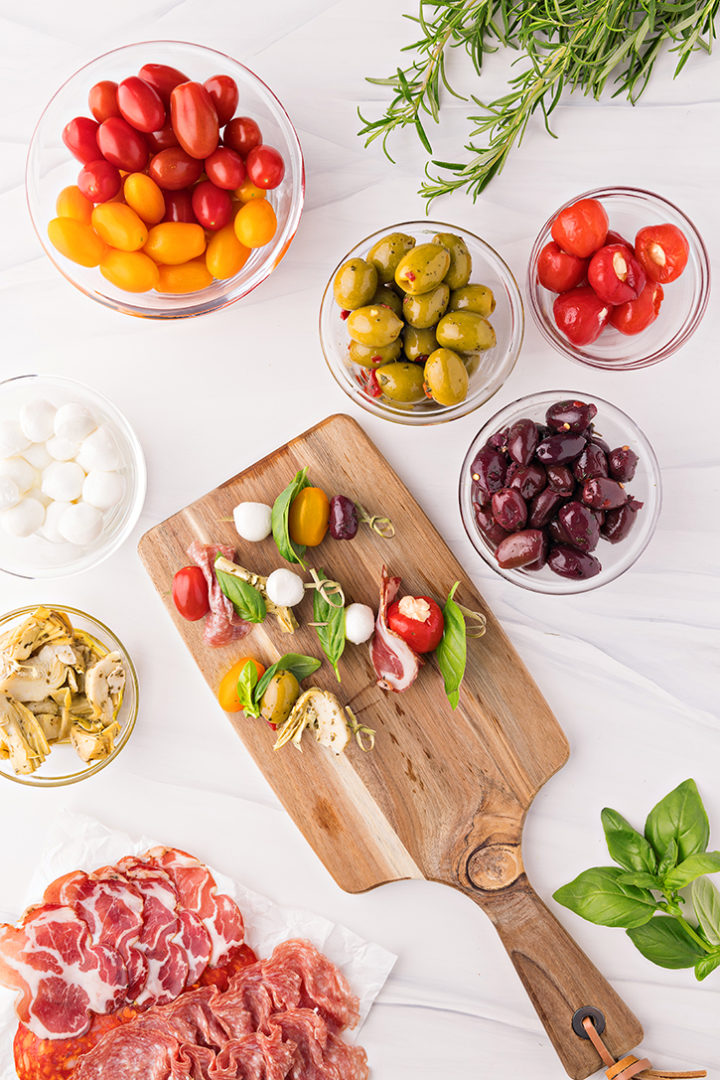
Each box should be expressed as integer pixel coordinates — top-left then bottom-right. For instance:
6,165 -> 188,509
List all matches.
527,187 -> 710,370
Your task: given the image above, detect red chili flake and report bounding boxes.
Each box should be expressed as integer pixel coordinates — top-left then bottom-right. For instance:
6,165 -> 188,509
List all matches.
406,271 -> 416,283
371,355 -> 383,365
340,309 -> 350,321
365,371 -> 382,398
423,382 -> 433,400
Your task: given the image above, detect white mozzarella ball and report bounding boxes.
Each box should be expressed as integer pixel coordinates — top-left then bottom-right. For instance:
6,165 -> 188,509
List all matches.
42,501 -> 73,544
20,399 -> 56,443
266,568 -> 305,608
54,402 -> 97,442
47,435 -> 81,461
344,603 -> 376,645
0,457 -> 36,494
42,461 -> 85,502
83,470 -> 124,510
23,443 -> 52,471
1,497 -> 45,537
233,501 -> 272,542
0,420 -> 30,458
0,478 -> 21,511
58,502 -> 104,546
76,426 -> 121,472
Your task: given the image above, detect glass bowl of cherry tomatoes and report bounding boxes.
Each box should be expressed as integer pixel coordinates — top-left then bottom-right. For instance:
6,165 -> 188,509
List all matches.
527,187 -> 710,370
26,41 -> 305,318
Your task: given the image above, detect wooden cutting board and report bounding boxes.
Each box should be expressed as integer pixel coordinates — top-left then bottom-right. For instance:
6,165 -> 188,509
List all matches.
139,413 -> 642,1077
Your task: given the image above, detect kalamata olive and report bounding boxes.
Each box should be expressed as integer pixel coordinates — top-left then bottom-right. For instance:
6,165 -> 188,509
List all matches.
507,418 -> 539,465
491,488 -> 528,531
545,399 -> 597,434
558,501 -> 600,552
590,508 -> 605,528
601,498 -> 643,543
525,530 -> 549,571
535,433 -> 587,464
329,494 -> 359,540
496,529 -> 546,569
548,545 -> 602,580
548,518 -> 571,545
529,487 -> 564,528
485,427 -> 509,451
470,446 -> 507,500
510,464 -> 546,500
573,442 -> 609,481
474,503 -> 509,548
609,446 -> 639,482
582,477 -> 628,509
546,465 -> 575,496
590,434 -> 611,454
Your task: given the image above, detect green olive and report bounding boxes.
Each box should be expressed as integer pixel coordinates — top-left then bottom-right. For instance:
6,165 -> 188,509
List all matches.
367,232 -> 416,284
403,326 -> 438,362
436,310 -> 497,353
395,243 -> 451,295
260,671 -> 301,727
402,282 -> 449,330
423,348 -> 469,407
348,338 -> 403,367
449,283 -> 496,318
369,284 -> 403,318
333,258 -> 378,310
375,362 -> 426,403
347,304 -> 403,347
432,232 -> 472,290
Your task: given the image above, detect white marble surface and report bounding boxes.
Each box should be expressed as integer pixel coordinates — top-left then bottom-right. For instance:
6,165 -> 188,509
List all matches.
1,1 -> 719,1076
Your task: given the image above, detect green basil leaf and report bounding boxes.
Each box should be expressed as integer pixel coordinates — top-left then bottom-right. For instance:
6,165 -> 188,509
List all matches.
236,660 -> 260,718
658,838 -> 679,880
553,866 -> 657,929
602,808 -> 657,873
645,779 -> 710,863
694,952 -> 720,981
665,852 -> 720,890
627,916 -> 706,969
691,877 -> 720,946
271,468 -> 309,567
313,569 -> 345,681
617,871 -> 661,890
216,566 -> 267,624
253,652 -> 322,706
435,582 -> 466,710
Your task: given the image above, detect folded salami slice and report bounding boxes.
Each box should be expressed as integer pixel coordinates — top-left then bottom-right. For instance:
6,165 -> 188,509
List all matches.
187,541 -> 252,648
369,567 -> 421,692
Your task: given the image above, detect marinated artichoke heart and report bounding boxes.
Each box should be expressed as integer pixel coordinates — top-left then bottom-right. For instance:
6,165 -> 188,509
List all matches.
214,555 -> 297,633
273,688 -> 350,756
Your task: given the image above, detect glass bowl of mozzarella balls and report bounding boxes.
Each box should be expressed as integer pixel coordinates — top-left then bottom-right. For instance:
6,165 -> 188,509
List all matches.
0,375 -> 146,578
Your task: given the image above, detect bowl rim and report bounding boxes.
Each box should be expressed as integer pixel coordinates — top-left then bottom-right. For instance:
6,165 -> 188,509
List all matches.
526,185 -> 711,371
319,218 -> 524,426
25,39 -> 305,319
0,603 -> 139,786
458,388 -> 663,594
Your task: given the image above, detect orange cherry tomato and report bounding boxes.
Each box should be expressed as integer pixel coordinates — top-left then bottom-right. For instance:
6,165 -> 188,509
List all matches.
218,657 -> 266,713
100,250 -> 159,292
91,203 -> 148,252
233,199 -> 277,248
206,224 -> 250,279
156,258 -> 213,293
88,80 -> 120,123
144,222 -> 206,265
234,178 -> 266,203
288,487 -> 330,547
56,186 -> 93,225
123,173 -> 165,225
47,218 -> 106,267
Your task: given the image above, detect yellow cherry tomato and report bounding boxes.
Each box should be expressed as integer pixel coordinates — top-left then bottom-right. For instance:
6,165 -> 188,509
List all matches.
218,657 -> 266,713
156,258 -> 213,294
234,199 -> 277,248
288,487 -> 330,547
100,250 -> 159,293
206,225 -> 250,280
56,185 -> 93,225
47,217 -> 106,267
234,179 -> 266,203
144,223 -> 206,265
91,203 -> 148,252
123,173 -> 165,226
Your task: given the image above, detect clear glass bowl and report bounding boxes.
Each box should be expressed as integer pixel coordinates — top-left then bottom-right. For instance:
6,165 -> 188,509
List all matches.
0,605 -> 138,787
319,221 -> 524,425
527,187 -> 710,370
26,41 -> 305,318
0,375 -> 146,578
458,390 -> 662,594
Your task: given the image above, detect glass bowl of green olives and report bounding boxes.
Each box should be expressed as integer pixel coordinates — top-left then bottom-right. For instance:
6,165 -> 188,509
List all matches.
319,221 -> 524,425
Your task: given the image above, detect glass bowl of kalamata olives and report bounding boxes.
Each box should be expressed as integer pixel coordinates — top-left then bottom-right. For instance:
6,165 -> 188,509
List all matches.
458,390 -> 662,594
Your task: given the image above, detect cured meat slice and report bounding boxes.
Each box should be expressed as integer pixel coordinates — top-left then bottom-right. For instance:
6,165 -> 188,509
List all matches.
13,1006 -> 140,1080
369,567 -> 421,692
213,1027 -> 295,1080
187,542 -> 251,648
176,909 -> 212,988
263,940 -> 359,1032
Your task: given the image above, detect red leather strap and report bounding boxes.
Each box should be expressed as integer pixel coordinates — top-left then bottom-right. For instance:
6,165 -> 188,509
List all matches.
581,1017 -> 706,1080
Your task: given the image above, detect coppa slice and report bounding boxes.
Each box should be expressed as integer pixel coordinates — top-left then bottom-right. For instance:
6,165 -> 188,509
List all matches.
369,567 -> 421,691
187,541 -> 251,647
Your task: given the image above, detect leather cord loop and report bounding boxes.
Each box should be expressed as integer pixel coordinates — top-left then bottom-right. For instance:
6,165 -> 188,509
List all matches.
576,1014 -> 707,1080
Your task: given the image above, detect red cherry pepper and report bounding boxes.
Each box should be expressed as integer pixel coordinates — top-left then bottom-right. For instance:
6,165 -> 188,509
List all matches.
537,241 -> 587,293
387,595 -> 444,653
588,243 -> 646,305
634,224 -> 689,284
553,286 -> 611,346
609,280 -> 664,335
551,198 -> 608,258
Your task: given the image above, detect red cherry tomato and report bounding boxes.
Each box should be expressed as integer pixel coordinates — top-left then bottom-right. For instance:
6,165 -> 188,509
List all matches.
551,198 -> 608,259
138,63 -> 189,104
97,117 -> 148,172
387,596 -> 444,654
77,160 -> 121,203
172,566 -> 209,621
609,281 -> 664,335
204,147 -> 246,190
553,286 -> 611,346
117,76 -> 165,133
191,180 -> 232,231
588,243 -> 646,305
203,75 -> 239,125
246,144 -> 285,190
537,241 -> 587,293
163,189 -> 197,223
149,147 -> 203,191
88,81 -> 120,123
634,224 -> 689,284
170,82 -> 219,160
62,117 -> 100,165
145,121 -> 179,154
224,116 -> 262,157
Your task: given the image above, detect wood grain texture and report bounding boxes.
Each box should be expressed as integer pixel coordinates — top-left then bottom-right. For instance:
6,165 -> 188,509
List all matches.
138,413 -> 642,1077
